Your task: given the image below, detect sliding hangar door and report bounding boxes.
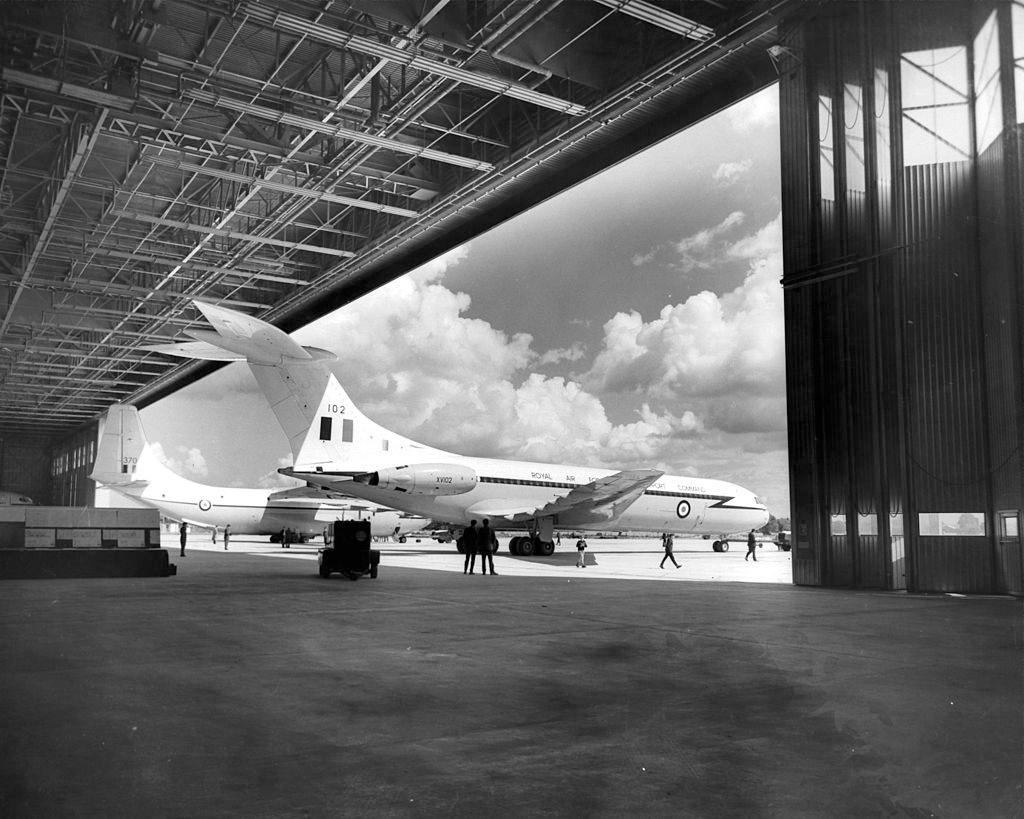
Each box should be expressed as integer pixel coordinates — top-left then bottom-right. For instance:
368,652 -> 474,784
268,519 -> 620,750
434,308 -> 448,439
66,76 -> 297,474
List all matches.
778,2 -> 1023,594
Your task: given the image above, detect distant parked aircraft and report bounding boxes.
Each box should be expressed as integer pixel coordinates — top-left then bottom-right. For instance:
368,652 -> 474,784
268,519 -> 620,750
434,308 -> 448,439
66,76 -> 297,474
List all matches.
147,301 -> 770,555
90,404 -> 428,544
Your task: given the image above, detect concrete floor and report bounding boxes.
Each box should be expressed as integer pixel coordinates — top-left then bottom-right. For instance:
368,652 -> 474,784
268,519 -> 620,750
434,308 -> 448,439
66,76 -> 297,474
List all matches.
0,537 -> 1020,818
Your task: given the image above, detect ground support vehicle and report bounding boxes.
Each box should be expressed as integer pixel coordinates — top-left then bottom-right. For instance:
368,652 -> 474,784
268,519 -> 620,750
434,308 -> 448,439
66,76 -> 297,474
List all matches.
318,520 -> 380,580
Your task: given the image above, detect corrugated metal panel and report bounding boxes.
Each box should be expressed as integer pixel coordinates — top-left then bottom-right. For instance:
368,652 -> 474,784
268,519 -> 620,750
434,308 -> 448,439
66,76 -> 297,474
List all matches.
977,134 -> 1022,514
902,162 -> 988,511
779,19 -> 822,587
913,538 -> 994,594
855,535 -> 886,588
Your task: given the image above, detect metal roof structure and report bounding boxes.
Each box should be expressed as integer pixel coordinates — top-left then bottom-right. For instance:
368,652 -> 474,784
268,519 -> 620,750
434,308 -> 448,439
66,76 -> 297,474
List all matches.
1,0 -> 796,436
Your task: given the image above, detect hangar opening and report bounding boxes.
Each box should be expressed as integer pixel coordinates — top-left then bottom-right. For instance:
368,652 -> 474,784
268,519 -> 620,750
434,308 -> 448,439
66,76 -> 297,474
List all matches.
0,1 -> 1020,595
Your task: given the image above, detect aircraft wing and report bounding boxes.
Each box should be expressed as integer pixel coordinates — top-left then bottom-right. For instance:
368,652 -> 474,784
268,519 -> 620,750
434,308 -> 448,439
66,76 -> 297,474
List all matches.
267,485 -> 360,503
471,469 -> 664,523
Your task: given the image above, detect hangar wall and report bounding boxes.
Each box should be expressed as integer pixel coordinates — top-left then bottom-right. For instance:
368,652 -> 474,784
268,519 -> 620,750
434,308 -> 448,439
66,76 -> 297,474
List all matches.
778,1 -> 1023,593
1,435 -> 56,505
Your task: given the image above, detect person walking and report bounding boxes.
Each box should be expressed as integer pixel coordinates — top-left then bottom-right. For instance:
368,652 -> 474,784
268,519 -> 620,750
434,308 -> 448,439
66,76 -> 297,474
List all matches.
479,519 -> 498,575
576,536 -> 587,568
178,521 -> 187,557
223,523 -> 231,551
462,520 -> 479,574
660,532 -> 680,568
745,529 -> 757,561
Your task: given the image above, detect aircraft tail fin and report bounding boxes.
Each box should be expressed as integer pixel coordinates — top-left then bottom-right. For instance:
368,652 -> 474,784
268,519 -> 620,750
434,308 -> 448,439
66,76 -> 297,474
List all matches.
90,404 -> 149,485
144,301 -> 432,471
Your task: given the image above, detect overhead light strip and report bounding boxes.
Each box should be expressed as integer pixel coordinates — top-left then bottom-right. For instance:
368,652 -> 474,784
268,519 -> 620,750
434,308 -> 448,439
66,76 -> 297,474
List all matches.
591,0 -> 715,40
240,3 -> 588,117
111,210 -> 357,258
185,89 -> 494,172
146,155 -> 418,218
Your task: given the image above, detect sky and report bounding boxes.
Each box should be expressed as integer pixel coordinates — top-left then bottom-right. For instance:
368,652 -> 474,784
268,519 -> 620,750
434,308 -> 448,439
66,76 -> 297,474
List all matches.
141,84 -> 791,516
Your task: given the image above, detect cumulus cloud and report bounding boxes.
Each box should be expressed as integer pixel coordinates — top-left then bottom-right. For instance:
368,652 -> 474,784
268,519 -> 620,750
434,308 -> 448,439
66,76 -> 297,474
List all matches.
713,159 -> 752,184
537,344 -> 585,366
585,213 -> 786,439
631,247 -> 658,267
675,211 -> 745,272
726,86 -> 779,133
281,241 -> 781,475
256,456 -> 304,489
151,442 -> 209,478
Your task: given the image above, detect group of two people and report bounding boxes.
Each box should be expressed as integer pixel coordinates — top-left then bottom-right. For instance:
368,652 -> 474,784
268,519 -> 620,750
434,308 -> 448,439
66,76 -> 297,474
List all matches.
460,518 -> 498,575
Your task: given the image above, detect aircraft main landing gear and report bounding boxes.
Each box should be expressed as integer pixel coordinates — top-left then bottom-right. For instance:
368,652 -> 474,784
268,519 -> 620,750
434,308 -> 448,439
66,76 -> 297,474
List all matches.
507,535 -> 555,556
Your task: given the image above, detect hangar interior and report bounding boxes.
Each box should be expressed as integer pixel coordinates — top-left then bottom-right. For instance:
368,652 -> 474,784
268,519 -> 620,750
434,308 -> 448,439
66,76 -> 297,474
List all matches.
0,1 -> 1021,594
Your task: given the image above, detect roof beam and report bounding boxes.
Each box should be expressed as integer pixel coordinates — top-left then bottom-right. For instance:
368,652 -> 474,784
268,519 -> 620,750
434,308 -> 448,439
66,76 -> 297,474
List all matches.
145,154 -> 419,218
240,3 -> 588,117
591,0 -> 715,40
110,210 -> 357,259
185,89 -> 495,172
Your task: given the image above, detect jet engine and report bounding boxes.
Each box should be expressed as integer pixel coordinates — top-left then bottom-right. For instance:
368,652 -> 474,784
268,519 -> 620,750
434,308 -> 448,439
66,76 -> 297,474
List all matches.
356,463 -> 478,496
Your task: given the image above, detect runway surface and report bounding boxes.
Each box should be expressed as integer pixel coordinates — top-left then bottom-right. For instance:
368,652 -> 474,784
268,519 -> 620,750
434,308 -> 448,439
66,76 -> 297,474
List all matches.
0,535 -> 1020,817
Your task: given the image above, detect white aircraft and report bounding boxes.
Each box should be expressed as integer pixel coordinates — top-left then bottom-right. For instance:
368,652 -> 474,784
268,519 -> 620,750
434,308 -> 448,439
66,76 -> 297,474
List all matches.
0,490 -> 36,505
89,404 -> 429,544
146,301 -> 770,555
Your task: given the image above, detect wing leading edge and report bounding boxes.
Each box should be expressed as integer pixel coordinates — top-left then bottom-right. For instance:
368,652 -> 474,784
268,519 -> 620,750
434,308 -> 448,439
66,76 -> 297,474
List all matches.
467,468 -> 664,523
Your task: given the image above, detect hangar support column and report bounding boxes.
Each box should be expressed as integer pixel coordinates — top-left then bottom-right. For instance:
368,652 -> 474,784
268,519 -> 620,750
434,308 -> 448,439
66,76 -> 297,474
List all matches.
777,1 -> 1023,593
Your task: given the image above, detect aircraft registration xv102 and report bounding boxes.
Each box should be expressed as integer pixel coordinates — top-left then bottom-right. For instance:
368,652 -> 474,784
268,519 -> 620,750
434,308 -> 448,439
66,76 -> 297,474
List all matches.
146,301 -> 770,556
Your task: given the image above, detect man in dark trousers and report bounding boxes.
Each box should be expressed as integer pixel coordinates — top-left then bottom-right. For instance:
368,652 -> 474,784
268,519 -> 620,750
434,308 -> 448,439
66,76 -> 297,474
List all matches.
462,519 -> 479,574
223,523 -> 231,551
660,532 -> 680,568
745,529 -> 757,561
178,521 -> 187,557
478,519 -> 498,575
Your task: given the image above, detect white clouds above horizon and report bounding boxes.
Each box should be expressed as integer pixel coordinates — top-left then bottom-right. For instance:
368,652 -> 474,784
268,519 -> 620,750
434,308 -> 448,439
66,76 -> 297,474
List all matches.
713,159 -> 753,184
141,85 -> 789,512
281,212 -> 787,489
151,442 -> 209,479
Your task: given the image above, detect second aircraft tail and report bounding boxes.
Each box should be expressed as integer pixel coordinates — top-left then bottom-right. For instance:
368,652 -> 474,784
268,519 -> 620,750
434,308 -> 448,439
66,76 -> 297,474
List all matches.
89,404 -> 151,486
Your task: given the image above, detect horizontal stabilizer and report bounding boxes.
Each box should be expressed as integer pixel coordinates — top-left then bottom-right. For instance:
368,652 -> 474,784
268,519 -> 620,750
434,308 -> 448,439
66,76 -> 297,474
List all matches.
142,340 -> 246,361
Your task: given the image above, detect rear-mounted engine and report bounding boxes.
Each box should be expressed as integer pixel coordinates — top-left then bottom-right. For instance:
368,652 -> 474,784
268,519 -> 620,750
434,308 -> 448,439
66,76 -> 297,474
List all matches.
356,463 -> 478,495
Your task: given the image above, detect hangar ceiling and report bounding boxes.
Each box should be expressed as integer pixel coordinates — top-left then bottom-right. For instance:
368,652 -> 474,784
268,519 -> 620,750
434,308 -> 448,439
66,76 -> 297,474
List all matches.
0,0 -> 794,436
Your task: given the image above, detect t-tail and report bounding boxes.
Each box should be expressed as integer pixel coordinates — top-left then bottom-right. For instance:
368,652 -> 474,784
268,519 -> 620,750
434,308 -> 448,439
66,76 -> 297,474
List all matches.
144,301 -> 441,474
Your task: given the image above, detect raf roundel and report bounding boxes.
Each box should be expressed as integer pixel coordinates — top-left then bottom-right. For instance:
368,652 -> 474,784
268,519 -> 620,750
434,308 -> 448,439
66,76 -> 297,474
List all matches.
676,500 -> 691,519
198,499 -> 212,512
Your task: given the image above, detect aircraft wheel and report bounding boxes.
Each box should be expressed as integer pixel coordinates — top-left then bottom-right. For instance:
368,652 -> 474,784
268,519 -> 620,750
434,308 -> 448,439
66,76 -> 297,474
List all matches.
720,540 -> 730,552
399,536 -> 407,543
536,540 -> 555,556
712,540 -> 721,552
508,537 -> 520,555
519,538 -> 535,556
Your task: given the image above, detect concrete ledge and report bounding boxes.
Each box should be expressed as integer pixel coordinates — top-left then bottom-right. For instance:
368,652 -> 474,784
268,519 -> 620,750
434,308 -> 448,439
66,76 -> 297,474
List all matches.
0,548 -> 176,579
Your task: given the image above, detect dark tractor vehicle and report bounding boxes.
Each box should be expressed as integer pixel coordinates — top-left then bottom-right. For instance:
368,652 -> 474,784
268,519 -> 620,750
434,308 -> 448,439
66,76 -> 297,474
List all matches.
318,520 -> 380,580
